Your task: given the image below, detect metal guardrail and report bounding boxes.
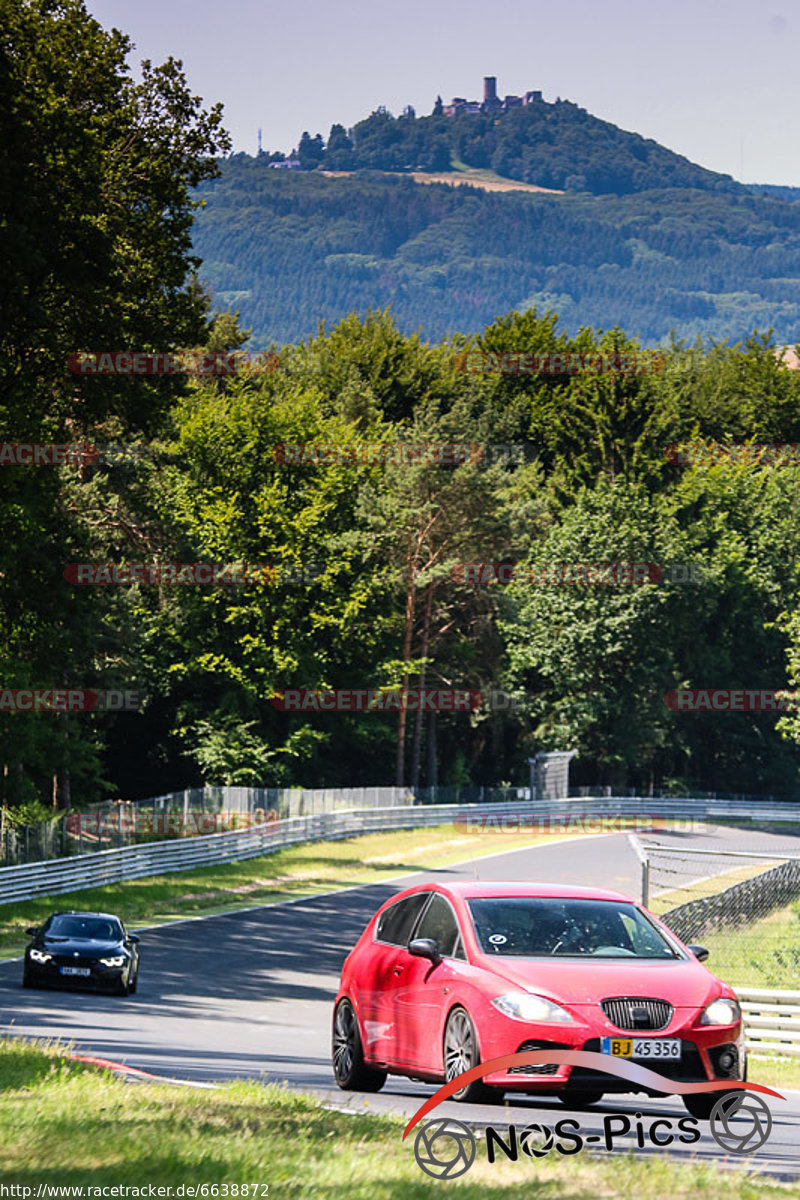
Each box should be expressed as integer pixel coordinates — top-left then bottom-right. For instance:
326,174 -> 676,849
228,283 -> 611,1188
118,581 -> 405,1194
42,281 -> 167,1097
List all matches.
0,793 -> 798,907
738,988 -> 800,1058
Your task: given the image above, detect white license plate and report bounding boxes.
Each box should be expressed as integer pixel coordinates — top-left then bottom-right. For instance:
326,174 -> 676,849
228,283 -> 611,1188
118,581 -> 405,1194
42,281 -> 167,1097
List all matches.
601,1037 -> 680,1059
60,966 -> 91,977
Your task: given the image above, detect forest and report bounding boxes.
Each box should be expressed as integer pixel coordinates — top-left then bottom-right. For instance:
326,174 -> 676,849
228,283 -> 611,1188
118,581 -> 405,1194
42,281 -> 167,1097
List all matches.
193,159 -> 800,347
3,0 -> 800,819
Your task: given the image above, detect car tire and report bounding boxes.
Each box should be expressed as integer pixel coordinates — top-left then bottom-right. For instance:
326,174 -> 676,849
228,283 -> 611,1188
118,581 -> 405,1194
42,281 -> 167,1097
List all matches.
558,1090 -> 604,1108
21,971 -> 33,989
443,1006 -> 502,1104
128,973 -> 137,995
683,1092 -> 720,1121
332,999 -> 387,1092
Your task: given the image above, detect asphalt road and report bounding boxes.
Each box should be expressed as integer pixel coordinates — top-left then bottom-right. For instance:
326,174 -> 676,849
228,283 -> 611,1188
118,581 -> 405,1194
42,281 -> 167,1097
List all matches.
1,827 -> 798,1181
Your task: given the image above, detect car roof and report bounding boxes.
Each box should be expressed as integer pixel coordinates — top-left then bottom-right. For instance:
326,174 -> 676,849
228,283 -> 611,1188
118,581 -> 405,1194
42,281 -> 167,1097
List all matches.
51,910 -> 122,920
407,882 -> 634,903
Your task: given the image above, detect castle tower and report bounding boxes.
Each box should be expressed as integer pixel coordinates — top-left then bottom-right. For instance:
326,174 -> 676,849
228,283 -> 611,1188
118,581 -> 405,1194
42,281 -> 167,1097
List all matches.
483,76 -> 497,104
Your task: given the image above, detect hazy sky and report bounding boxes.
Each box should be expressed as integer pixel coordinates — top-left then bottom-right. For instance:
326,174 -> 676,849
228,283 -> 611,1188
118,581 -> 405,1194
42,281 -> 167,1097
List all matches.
88,0 -> 799,186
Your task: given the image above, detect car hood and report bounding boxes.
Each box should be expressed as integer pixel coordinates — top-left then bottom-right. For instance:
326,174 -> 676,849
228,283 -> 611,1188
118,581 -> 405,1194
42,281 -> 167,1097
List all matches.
40,938 -> 124,957
482,954 -> 720,1008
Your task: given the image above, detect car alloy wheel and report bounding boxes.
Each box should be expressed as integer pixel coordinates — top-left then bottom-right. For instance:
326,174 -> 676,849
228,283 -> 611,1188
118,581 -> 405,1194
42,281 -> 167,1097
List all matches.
443,1007 -> 502,1103
332,999 -> 386,1092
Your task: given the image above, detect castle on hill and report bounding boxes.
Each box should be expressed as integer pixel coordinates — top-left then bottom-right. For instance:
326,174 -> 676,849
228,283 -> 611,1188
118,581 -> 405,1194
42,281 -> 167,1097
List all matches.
441,76 -> 543,117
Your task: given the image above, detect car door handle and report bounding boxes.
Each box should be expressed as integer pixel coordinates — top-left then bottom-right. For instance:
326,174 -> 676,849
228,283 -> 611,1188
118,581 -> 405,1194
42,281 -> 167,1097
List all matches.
393,965 -> 404,975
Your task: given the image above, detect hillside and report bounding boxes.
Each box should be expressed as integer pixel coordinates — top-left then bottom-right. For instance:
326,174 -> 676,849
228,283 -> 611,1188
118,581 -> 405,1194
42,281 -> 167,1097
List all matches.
277,92 -> 743,197
193,158 -> 800,348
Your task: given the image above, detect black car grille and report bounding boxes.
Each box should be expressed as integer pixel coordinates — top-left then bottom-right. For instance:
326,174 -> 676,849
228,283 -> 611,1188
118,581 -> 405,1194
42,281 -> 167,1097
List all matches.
601,997 -> 673,1031
573,1038 -> 706,1090
52,955 -> 98,969
508,1040 -> 570,1076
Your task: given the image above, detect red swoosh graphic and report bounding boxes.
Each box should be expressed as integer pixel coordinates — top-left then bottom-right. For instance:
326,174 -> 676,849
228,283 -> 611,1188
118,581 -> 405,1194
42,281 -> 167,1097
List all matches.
401,1050 -> 785,1139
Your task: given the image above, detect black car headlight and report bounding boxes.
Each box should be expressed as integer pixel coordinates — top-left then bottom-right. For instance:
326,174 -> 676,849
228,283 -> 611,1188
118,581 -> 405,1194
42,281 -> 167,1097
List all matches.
29,949 -> 52,964
99,955 -> 127,968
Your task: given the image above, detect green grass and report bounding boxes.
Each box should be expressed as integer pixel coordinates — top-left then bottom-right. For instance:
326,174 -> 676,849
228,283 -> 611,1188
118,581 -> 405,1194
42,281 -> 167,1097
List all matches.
749,1054 -> 800,1091
0,1040 -> 795,1197
0,824 -> 578,957
695,899 -> 800,989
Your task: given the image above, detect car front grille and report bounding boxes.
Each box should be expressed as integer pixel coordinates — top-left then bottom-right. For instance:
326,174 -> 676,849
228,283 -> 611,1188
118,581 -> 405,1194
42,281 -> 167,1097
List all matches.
508,1040 -> 570,1075
52,956 -> 98,969
601,997 -> 673,1031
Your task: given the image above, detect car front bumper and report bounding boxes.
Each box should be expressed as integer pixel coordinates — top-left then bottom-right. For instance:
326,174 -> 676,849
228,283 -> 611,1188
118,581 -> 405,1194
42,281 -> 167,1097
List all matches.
477,1012 -> 745,1091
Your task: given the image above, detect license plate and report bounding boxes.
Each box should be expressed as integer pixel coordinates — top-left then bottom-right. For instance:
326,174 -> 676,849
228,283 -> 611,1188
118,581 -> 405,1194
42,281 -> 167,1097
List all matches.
60,966 -> 91,977
601,1037 -> 680,1059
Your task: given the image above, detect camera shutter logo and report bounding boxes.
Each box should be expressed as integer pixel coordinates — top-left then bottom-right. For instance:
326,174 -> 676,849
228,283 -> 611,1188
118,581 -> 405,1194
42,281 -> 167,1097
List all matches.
413,1118 -> 476,1179
710,1092 -> 772,1154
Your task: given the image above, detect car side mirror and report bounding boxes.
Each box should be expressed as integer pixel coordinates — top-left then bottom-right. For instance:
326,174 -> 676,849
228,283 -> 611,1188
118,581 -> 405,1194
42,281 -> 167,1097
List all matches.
25,927 -> 37,936
687,944 -> 709,962
128,934 -> 140,944
408,938 -> 441,964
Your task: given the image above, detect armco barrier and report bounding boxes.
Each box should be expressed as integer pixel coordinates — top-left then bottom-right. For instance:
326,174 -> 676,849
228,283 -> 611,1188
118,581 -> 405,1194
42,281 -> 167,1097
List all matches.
0,795 -> 798,906
739,988 -> 800,1058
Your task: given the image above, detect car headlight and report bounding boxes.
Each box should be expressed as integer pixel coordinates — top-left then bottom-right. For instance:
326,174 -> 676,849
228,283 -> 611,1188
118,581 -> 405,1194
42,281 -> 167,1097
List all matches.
700,997 -> 741,1025
491,992 -> 575,1023
29,949 -> 52,964
99,955 -> 126,968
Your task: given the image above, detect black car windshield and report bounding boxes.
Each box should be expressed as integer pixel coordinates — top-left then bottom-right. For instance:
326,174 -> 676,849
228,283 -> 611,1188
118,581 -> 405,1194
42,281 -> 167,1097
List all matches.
467,897 -> 679,958
46,915 -> 122,941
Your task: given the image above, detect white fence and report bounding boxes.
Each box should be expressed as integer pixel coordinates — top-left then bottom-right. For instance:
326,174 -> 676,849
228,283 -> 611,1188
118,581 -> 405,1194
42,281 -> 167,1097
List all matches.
739,988 -> 800,1058
2,794 -> 799,907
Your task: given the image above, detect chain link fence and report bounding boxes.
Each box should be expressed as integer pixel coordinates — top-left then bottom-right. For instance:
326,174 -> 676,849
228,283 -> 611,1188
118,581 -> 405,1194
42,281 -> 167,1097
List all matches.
636,834 -> 800,990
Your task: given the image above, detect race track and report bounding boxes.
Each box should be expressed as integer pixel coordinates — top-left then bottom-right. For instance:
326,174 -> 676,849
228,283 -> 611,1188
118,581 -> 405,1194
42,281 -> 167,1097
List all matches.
1,827 -> 798,1180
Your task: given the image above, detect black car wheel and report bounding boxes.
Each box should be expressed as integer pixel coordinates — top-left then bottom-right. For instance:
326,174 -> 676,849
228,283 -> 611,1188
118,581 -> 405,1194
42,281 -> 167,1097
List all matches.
443,1007 -> 502,1104
332,999 -> 386,1091
558,1090 -> 604,1108
21,971 -> 33,989
683,1092 -> 720,1121
128,972 -> 137,994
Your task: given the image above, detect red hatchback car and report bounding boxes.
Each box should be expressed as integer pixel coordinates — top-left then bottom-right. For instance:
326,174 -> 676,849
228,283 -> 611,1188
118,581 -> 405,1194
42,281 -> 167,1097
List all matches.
332,882 -> 745,1118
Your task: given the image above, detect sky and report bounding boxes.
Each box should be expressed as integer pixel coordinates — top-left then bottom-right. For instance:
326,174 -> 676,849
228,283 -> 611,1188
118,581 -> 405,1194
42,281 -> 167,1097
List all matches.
88,0 -> 800,186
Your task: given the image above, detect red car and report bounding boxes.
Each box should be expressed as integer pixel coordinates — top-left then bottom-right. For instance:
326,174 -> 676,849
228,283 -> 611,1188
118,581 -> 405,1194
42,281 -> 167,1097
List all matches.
332,882 -> 745,1119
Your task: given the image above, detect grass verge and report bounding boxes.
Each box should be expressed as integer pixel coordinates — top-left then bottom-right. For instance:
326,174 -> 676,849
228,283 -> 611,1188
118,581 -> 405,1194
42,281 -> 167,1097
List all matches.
685,899 -> 800,989
0,825 -> 584,958
0,1040 -> 794,1197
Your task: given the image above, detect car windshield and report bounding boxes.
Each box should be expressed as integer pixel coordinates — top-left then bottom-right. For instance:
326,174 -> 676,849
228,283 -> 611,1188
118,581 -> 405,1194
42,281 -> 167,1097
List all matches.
46,915 -> 122,941
467,897 -> 679,959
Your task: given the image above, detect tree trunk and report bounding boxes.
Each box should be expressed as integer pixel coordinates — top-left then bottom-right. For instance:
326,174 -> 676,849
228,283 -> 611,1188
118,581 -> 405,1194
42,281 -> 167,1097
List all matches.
410,582 -> 434,791
395,548 -> 418,787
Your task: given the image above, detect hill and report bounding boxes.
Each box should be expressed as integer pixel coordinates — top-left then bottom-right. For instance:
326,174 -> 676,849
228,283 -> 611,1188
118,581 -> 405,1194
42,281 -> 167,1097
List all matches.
192,157 -> 800,348
279,91 -> 743,198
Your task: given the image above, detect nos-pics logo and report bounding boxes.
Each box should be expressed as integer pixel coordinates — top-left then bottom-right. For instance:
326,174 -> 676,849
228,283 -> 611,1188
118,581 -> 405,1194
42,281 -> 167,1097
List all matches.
404,1050 -> 781,1180
413,1093 -> 774,1180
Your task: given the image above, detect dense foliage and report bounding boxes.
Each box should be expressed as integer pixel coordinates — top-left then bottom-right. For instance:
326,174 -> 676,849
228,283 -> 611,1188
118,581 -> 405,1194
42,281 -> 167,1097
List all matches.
193,160 -> 800,347
3,1 -> 800,808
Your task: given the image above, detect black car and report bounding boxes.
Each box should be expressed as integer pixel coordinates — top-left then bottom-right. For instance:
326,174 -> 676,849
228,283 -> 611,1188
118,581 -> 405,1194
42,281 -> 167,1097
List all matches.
23,910 -> 140,995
